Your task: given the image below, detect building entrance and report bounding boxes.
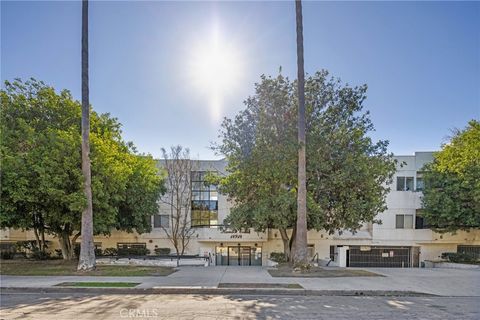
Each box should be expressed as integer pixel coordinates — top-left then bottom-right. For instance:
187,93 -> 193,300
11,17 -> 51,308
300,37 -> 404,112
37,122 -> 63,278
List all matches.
215,245 -> 262,266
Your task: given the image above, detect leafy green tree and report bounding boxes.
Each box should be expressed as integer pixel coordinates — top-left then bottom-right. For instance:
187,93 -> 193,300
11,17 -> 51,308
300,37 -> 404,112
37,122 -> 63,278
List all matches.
422,120 -> 480,232
214,71 -> 396,260
0,79 -> 165,259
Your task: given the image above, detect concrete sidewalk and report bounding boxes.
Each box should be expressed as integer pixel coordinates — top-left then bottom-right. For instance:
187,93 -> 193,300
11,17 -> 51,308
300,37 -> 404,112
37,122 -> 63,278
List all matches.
1,266 -> 479,296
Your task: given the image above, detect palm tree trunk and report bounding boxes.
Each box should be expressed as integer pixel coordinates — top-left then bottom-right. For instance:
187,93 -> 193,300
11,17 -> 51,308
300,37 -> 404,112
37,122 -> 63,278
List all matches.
293,0 -> 308,265
77,0 -> 96,271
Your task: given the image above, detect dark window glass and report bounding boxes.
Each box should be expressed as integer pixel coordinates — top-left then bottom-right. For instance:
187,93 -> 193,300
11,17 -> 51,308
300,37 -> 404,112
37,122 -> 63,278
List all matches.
396,176 -> 414,191
396,214 -> 413,229
396,215 -> 404,229
153,215 -> 169,228
416,177 -> 424,191
330,246 -> 335,261
406,177 -> 414,191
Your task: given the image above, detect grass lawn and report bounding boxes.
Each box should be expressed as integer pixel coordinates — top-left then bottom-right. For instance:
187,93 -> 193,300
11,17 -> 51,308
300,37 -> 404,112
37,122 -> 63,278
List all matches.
268,265 -> 382,278
55,282 -> 140,287
0,259 -> 175,276
219,283 -> 303,289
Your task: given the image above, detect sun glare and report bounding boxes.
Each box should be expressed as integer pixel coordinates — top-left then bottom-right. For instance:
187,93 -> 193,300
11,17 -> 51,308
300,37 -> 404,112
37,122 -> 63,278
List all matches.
189,25 -> 243,122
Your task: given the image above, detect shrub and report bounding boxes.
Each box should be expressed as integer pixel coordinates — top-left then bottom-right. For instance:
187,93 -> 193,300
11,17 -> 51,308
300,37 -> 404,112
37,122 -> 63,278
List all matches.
118,247 -> 150,256
103,248 -> 118,256
55,249 -> 63,258
95,248 -> 103,256
30,249 -> 51,260
154,248 -> 171,255
270,252 -> 287,263
441,252 -> 477,263
0,251 -> 15,260
293,262 -> 312,273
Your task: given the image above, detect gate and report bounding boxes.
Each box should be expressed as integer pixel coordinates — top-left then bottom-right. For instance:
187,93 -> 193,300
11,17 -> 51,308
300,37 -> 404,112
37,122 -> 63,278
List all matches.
348,246 -> 412,268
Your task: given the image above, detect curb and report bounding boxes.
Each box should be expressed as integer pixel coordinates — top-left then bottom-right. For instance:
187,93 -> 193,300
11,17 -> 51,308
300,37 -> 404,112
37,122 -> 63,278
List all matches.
0,287 -> 437,297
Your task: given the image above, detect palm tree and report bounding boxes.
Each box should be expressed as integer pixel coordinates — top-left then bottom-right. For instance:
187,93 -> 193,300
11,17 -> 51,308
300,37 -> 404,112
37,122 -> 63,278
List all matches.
293,0 -> 308,265
77,0 -> 96,271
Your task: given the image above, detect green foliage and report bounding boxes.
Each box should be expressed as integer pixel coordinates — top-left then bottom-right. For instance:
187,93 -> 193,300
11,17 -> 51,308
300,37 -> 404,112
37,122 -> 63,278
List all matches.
30,249 -> 51,260
293,262 -> 312,273
0,79 -> 165,258
441,252 -> 478,264
214,71 -> 396,241
117,247 -> 150,256
103,248 -> 118,256
154,247 -> 171,255
269,252 -> 288,263
0,251 -> 15,260
422,120 -> 480,232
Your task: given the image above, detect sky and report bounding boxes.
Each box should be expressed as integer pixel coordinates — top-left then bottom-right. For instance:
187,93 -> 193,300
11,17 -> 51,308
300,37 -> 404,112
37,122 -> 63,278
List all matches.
2,0 -> 479,159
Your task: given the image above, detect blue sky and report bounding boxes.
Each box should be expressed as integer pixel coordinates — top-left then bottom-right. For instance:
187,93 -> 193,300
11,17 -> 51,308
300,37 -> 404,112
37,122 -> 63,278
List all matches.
2,1 -> 479,159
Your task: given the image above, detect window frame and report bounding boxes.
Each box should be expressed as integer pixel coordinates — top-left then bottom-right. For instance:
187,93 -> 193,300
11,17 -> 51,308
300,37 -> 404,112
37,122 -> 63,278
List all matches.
395,214 -> 414,229
153,214 -> 170,228
191,171 -> 219,227
396,176 -> 414,191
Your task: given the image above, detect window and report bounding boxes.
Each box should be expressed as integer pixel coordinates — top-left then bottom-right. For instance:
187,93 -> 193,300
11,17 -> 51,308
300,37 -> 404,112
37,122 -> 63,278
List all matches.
415,209 -> 429,229
330,245 -> 336,261
396,176 -> 414,191
307,244 -> 315,258
153,215 -> 169,228
416,172 -> 424,191
396,214 -> 413,229
191,171 -> 218,227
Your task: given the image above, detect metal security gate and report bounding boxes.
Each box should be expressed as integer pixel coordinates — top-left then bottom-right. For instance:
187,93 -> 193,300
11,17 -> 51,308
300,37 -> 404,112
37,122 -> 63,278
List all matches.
348,246 -> 412,268
457,245 -> 480,259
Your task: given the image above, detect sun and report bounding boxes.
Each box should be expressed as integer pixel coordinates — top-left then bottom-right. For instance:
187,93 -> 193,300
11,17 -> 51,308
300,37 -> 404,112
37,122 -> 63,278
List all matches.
189,26 -> 243,121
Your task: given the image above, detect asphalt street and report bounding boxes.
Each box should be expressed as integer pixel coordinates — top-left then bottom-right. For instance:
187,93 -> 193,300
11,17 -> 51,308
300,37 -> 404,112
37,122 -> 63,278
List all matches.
1,292 -> 478,320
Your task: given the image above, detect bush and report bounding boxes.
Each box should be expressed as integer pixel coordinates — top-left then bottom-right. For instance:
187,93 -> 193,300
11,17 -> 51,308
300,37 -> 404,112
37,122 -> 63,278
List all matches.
73,244 -> 103,257
270,252 -> 287,263
154,247 -> 171,255
118,247 -> 150,256
30,249 -> 51,260
0,251 -> 15,260
293,262 -> 312,273
441,252 -> 477,263
103,248 -> 118,256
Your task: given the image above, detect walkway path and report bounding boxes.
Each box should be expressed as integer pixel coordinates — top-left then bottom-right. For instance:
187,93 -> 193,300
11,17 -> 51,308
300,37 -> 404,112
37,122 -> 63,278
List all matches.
1,267 -> 479,296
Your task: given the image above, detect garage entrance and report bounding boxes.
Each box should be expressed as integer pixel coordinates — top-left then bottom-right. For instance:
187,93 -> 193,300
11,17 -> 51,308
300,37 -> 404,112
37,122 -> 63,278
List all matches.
347,246 -> 415,268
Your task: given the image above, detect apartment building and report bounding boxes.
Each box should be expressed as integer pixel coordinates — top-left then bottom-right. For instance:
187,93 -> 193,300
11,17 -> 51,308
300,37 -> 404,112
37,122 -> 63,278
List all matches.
1,152 -> 479,267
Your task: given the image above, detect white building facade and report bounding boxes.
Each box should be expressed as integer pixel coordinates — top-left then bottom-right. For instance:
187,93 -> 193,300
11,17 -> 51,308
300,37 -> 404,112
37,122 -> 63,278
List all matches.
140,151 -> 480,267
2,152 -> 479,267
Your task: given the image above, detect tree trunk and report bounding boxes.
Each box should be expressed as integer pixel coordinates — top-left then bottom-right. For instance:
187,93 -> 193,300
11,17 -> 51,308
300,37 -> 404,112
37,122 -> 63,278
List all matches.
289,225 -> 297,261
40,227 -> 46,252
78,0 -> 96,271
293,0 -> 308,265
33,226 -> 41,252
279,228 -> 291,261
58,232 -> 74,260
